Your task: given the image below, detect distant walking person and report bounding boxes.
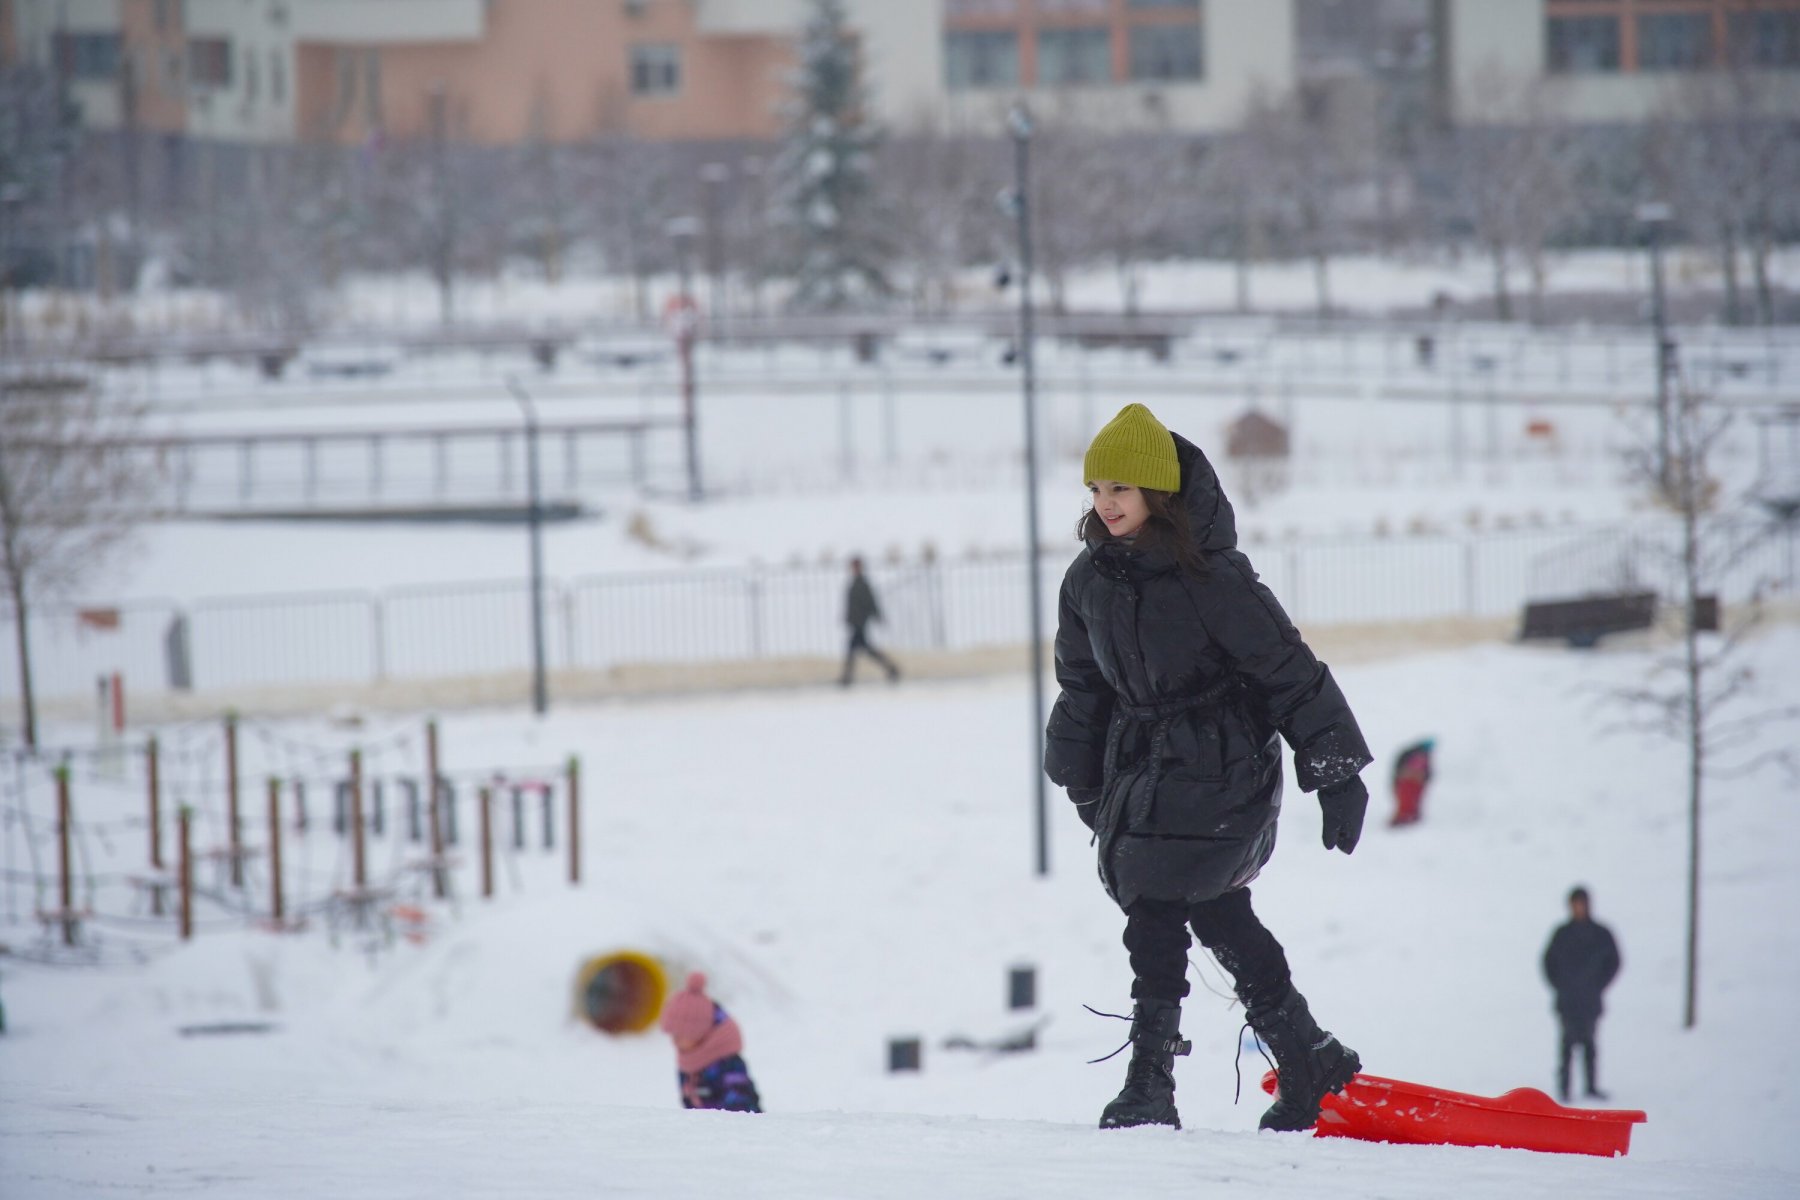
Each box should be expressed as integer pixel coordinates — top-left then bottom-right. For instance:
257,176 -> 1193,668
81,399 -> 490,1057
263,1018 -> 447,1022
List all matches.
840,556 -> 899,686
1542,886 -> 1621,1103
1389,738 -> 1434,827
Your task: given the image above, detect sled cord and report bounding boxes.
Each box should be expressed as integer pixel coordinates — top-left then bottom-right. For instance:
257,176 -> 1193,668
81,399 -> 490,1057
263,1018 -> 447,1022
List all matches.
1235,1020 -> 1276,1105
1083,1004 -> 1133,1065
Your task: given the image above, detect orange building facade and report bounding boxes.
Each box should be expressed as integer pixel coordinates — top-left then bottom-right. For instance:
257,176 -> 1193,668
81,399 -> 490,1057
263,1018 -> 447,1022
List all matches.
294,0 -> 796,145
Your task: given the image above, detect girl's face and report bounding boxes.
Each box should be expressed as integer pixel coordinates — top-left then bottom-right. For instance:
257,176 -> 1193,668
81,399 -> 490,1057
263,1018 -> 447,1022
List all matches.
1088,479 -> 1150,539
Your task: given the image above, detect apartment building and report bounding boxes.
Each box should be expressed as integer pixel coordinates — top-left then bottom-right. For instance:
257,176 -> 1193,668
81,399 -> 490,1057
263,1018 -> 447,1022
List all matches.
7,0 -> 1797,144
1444,0 -> 1800,122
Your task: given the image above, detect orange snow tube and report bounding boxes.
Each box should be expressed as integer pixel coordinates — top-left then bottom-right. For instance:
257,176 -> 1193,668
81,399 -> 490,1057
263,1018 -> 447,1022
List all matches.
576,951 -> 670,1034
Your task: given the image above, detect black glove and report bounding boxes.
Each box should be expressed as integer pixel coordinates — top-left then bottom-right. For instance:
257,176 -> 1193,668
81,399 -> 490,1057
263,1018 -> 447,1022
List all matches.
1068,786 -> 1102,832
1318,776 -> 1368,855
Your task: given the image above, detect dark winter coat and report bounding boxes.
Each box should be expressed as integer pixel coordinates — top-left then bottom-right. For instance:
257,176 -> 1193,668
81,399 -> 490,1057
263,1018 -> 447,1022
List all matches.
1542,918 -> 1621,1023
1044,433 -> 1373,909
845,575 -> 881,630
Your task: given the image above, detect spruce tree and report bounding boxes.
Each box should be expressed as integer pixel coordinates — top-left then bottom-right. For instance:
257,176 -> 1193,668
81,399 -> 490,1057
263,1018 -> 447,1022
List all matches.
782,0 -> 888,310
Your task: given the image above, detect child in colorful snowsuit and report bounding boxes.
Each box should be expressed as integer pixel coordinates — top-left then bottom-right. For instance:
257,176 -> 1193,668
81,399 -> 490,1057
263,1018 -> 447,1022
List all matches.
1390,738 -> 1434,827
659,972 -> 763,1113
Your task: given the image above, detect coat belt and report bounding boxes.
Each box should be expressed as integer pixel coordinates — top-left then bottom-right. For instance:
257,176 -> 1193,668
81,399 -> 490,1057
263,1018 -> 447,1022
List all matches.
1116,676 -> 1239,722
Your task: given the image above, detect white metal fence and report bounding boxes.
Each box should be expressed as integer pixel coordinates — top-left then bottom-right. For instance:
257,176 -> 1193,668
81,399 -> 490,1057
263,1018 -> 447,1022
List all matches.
10,520 -> 1795,705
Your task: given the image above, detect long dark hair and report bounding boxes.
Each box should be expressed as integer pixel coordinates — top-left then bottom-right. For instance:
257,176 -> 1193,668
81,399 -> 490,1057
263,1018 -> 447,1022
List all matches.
1078,487 -> 1206,578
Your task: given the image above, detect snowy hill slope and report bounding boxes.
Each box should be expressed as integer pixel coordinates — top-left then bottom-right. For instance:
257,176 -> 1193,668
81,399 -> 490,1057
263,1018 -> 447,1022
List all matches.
4,631 -> 1799,1197
5,1088 -> 1782,1200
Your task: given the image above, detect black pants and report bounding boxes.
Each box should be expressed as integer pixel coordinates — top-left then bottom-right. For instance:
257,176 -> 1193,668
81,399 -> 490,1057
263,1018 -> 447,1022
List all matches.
1557,1013 -> 1600,1096
1123,887 -> 1293,1012
841,624 -> 897,682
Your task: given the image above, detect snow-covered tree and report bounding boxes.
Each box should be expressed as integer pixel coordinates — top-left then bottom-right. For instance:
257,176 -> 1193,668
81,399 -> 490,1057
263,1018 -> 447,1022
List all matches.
780,0 -> 889,310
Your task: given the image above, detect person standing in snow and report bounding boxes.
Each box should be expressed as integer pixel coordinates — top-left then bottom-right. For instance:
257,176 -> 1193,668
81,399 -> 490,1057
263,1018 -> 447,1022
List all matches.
1045,403 -> 1373,1133
659,972 -> 763,1113
1542,886 -> 1621,1103
840,556 -> 900,686
1389,738 -> 1434,827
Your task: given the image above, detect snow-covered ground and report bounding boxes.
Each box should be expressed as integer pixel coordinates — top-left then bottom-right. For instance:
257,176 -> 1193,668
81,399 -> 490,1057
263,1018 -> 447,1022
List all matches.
4,627 -> 1799,1197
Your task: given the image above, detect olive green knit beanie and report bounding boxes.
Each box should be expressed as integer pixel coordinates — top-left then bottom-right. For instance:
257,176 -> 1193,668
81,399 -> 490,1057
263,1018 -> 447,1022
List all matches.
1083,403 -> 1180,493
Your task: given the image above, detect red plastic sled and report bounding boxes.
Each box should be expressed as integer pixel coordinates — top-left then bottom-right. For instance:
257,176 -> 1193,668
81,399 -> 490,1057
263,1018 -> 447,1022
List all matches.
1259,1070 -> 1647,1157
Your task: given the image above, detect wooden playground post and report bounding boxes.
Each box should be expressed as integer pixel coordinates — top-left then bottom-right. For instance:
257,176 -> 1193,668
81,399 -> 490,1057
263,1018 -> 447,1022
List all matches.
225,711 -> 243,886
350,749 -> 366,890
479,786 -> 494,899
147,736 -> 163,915
567,756 -> 581,886
178,806 -> 193,940
268,778 -> 284,924
55,763 -> 76,946
426,720 -> 445,899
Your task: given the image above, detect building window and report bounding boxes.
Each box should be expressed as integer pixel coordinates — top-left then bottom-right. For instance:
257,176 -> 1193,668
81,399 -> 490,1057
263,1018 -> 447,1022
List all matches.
245,47 -> 259,101
270,49 -> 286,103
944,29 -> 1019,88
1129,0 -> 1200,9
1545,16 -> 1620,73
1039,0 -> 1109,16
188,37 -> 232,88
1730,10 -> 1800,68
1129,22 -> 1202,81
56,32 -> 123,80
631,43 -> 681,95
945,0 -> 1020,18
1637,12 -> 1711,70
1037,27 -> 1112,85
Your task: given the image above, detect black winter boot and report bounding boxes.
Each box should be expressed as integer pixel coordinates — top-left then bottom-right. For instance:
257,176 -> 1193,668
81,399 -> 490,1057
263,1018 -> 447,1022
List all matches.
1099,998 -> 1189,1130
1248,990 -> 1360,1132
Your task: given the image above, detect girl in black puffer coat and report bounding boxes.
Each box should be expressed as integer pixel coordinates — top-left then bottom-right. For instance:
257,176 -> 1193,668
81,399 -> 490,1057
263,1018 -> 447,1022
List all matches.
1045,404 -> 1373,1134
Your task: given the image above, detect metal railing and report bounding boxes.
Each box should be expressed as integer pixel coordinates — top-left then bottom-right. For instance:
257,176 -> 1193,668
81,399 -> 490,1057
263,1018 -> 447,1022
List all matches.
9,520 -> 1794,705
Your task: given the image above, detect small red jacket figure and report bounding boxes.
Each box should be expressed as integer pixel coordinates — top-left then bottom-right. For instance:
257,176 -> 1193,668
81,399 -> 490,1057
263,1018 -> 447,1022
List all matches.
1390,739 -> 1434,827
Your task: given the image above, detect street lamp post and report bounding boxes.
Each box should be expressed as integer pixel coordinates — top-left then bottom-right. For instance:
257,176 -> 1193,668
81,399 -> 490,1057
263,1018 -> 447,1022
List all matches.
1005,102 -> 1050,879
666,215 -> 704,502
506,378 -> 549,716
1637,201 -> 1675,495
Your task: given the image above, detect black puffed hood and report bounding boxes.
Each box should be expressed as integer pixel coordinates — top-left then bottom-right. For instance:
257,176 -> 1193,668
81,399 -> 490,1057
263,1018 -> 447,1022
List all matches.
1087,432 -> 1236,577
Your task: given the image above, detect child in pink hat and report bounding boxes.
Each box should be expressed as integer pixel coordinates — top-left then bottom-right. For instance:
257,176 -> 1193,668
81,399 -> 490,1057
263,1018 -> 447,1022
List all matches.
658,972 -> 763,1113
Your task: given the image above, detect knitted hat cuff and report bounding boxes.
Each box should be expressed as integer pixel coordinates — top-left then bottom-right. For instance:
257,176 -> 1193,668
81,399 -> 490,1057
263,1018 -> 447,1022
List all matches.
1084,447 -> 1179,493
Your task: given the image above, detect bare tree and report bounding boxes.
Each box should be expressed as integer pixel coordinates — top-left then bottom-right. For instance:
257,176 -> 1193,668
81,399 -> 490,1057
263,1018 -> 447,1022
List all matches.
1194,128 -> 1279,314
1249,82 -> 1363,319
518,85 -> 568,285
882,115 -> 1002,317
1651,67 -> 1800,326
1015,102 -> 1107,315
0,384 -> 161,748
1432,69 -> 1579,323
1604,378 -> 1797,1028
576,128 -> 681,322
